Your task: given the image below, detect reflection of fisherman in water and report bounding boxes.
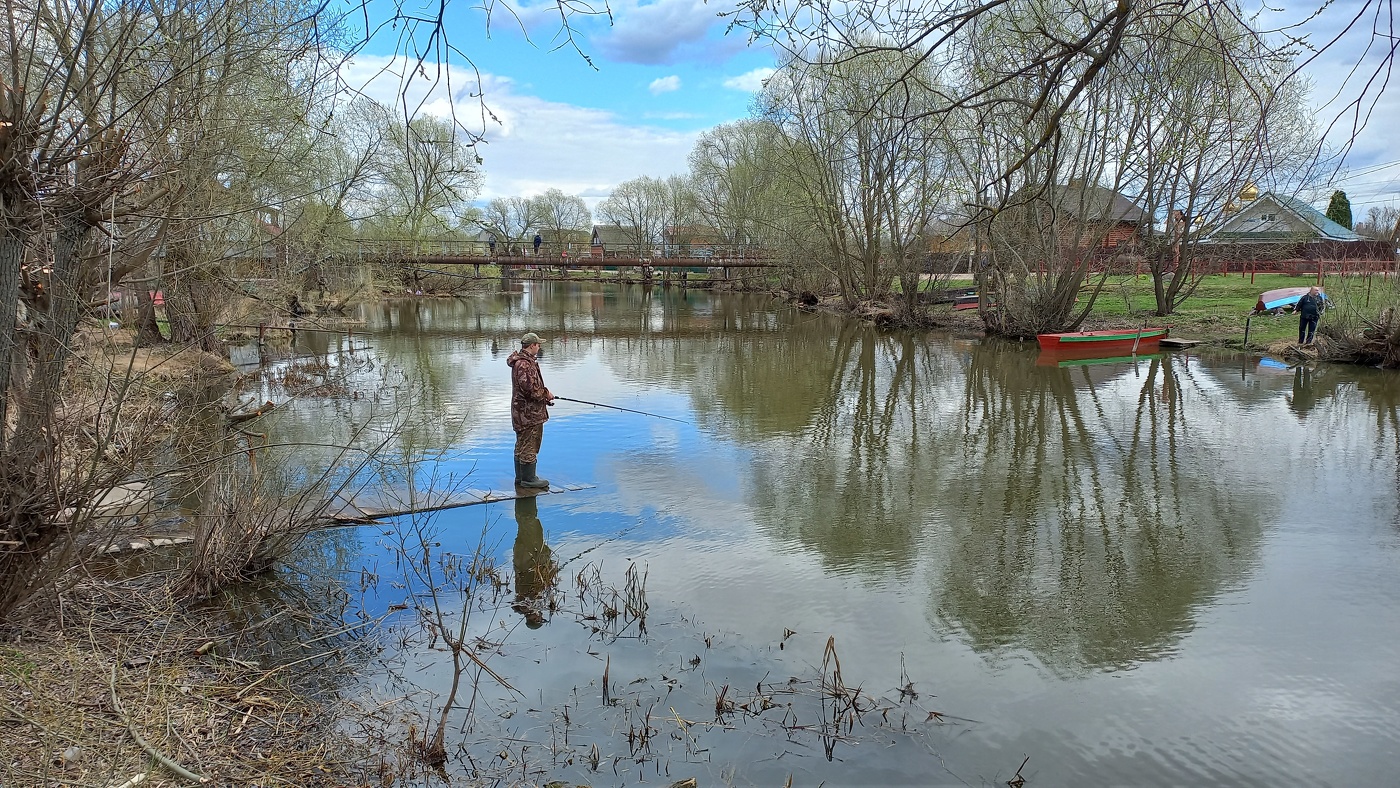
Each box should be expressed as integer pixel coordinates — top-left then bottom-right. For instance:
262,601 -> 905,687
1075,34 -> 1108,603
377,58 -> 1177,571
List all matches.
512,496 -> 558,628
1288,364 -> 1319,419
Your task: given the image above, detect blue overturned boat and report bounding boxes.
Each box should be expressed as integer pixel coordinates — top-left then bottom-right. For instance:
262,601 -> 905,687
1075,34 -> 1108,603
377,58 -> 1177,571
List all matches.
1253,286 -> 1328,314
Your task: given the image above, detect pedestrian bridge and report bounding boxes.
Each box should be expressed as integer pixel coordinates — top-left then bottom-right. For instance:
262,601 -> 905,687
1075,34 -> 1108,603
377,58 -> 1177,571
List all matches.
342,239 -> 779,270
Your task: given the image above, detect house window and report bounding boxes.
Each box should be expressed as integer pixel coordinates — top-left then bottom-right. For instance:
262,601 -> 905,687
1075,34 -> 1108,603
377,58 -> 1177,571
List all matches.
1259,213 -> 1277,221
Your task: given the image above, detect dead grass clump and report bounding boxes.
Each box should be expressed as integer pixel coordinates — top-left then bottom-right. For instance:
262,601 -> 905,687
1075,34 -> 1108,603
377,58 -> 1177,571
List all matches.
0,582 -> 381,787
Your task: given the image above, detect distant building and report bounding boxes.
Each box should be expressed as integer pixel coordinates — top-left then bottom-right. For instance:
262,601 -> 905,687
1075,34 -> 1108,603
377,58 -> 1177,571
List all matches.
1045,181 -> 1150,249
920,215 -> 977,274
991,181 -> 1150,259
661,225 -> 727,258
590,224 -> 647,258
1204,191 -> 1362,243
1200,190 -> 1392,265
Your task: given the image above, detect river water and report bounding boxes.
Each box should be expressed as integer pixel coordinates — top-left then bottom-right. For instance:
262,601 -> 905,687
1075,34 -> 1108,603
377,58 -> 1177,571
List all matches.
260,280 -> 1400,787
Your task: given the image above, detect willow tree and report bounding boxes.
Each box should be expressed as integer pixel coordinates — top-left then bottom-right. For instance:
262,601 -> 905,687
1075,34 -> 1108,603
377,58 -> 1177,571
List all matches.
688,120 -> 783,255
0,0 -> 350,619
949,0 -> 1148,337
756,47 -> 957,313
479,196 -> 539,254
278,96 -> 394,298
373,113 -> 482,242
529,188 -> 592,253
1110,10 -> 1317,316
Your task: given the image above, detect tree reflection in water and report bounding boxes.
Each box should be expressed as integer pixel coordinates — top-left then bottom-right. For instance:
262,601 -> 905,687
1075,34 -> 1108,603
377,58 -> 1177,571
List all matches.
937,345 -> 1267,672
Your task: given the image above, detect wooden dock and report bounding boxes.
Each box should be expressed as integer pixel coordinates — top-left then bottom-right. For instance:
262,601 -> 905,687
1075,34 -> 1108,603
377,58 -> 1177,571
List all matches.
1159,337 -> 1203,349
327,479 -> 595,523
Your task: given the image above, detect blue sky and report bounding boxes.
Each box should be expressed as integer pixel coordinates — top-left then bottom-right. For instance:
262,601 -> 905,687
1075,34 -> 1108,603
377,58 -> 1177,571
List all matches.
345,0 -> 1399,217
346,0 -> 776,204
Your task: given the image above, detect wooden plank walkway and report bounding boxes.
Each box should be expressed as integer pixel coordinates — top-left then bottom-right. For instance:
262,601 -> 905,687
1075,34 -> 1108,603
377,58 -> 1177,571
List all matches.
327,479 -> 595,523
1159,337 -> 1203,349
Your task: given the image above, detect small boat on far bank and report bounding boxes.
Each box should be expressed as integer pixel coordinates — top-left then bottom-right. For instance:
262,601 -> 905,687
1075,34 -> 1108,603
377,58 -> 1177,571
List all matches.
952,293 -> 981,310
1037,327 -> 1169,356
1253,287 -> 1328,315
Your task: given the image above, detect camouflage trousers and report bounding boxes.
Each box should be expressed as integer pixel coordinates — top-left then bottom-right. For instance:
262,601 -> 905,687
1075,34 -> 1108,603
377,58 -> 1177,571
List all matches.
514,423 -> 544,463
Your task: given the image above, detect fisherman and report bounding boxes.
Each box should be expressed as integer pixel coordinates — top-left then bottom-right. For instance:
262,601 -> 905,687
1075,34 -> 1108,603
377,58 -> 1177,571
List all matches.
1297,286 -> 1324,345
508,332 -> 554,488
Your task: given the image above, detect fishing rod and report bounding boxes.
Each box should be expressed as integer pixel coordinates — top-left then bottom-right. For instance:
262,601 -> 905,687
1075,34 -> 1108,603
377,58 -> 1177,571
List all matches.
553,396 -> 690,424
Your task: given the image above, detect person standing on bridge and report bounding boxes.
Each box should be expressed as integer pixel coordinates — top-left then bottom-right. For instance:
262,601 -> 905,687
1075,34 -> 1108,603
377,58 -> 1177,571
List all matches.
1297,286 -> 1324,345
488,233 -> 496,256
508,332 -> 554,489
532,232 -> 542,256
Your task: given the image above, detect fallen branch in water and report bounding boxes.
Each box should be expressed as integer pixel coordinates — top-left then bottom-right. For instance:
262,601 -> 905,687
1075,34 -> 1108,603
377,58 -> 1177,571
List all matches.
227,400 -> 276,423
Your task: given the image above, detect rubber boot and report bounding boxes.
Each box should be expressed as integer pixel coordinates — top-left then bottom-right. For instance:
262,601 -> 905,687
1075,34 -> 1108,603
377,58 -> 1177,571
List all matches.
518,461 -> 549,489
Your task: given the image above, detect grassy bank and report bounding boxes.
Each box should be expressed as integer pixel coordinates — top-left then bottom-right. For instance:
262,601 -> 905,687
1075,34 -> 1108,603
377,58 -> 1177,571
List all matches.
932,271 -> 1400,352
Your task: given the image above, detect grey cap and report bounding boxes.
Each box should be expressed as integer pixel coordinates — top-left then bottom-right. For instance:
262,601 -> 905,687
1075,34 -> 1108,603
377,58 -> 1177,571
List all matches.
521,332 -> 542,346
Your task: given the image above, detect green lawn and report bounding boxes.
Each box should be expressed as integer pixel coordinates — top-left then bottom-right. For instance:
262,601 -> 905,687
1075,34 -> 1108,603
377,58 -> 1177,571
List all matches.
932,271 -> 1400,347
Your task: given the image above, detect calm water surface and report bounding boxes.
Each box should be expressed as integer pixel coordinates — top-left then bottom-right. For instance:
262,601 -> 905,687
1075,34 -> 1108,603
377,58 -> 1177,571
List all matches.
264,281 -> 1400,787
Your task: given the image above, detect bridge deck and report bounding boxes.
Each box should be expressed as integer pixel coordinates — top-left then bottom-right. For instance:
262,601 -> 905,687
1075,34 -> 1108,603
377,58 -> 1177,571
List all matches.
376,255 -> 778,268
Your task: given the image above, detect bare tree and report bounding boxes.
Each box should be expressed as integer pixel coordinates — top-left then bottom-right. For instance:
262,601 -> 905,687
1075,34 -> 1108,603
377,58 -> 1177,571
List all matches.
479,196 -> 539,255
367,112 -> 482,241
1111,9 -> 1319,315
1356,206 -> 1400,242
597,176 -> 671,257
757,46 -> 956,311
688,120 -> 783,255
529,188 -> 591,255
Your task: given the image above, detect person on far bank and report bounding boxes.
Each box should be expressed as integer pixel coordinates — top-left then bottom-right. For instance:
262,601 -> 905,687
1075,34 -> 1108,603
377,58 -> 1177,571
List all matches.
508,332 -> 554,489
1297,286 -> 1324,345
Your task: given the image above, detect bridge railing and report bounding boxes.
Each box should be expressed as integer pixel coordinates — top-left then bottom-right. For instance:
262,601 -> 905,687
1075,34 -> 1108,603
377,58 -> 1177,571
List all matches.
346,238 -> 776,261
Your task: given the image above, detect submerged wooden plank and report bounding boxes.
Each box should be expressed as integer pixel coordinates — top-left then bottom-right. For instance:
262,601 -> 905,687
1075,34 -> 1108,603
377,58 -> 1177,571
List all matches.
331,480 -> 595,522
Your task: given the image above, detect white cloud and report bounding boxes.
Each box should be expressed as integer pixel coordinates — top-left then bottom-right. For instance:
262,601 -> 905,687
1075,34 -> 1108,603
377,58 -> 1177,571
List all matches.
594,0 -> 719,65
723,67 -> 775,92
343,55 -> 700,205
649,75 -> 682,95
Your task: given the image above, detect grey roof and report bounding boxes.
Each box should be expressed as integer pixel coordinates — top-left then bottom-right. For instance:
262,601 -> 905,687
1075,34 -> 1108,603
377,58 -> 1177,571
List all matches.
591,224 -> 643,245
1049,183 -> 1150,224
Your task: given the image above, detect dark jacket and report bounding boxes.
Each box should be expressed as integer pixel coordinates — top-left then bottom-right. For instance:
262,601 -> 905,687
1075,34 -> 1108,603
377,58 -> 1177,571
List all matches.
507,350 -> 550,431
1297,293 -> 1324,319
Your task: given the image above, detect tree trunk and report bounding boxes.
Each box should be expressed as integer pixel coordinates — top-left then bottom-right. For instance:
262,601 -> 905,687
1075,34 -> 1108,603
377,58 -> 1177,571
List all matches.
0,233 -> 26,445
134,289 -> 164,346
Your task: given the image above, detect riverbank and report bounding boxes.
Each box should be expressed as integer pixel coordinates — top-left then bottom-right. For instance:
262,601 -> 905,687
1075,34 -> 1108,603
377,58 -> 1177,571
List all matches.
808,271 -> 1400,366
1,580 -> 385,786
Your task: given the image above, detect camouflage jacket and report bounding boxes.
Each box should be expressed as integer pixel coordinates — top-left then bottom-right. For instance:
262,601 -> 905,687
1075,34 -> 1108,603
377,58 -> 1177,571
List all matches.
507,350 -> 551,430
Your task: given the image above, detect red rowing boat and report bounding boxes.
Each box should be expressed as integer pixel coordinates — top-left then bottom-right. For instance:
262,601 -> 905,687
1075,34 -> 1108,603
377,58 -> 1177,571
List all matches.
1037,327 -> 1169,356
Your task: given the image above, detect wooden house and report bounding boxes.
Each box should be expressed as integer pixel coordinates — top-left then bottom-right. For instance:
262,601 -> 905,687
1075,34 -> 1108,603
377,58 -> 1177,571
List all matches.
1045,181 -> 1149,249
590,224 -> 648,258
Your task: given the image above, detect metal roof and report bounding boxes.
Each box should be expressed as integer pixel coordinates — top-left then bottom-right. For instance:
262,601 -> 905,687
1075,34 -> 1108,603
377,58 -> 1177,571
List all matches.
1204,192 -> 1362,242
